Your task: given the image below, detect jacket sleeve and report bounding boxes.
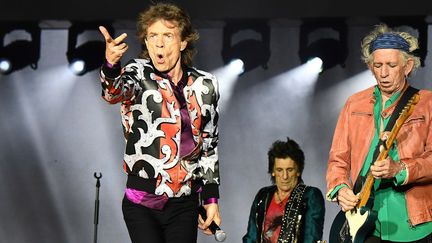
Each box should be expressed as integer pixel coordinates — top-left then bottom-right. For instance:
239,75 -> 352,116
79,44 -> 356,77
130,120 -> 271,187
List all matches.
242,190 -> 262,243
326,99 -> 353,201
100,59 -> 142,104
399,92 -> 432,185
303,187 -> 325,243
198,73 -> 221,200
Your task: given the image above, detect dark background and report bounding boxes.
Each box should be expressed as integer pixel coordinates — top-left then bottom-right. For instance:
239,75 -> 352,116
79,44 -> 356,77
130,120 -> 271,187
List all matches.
3,0 -> 432,21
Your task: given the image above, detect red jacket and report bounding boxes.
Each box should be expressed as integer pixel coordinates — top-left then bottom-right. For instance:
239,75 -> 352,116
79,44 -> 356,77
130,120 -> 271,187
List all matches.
326,85 -> 432,226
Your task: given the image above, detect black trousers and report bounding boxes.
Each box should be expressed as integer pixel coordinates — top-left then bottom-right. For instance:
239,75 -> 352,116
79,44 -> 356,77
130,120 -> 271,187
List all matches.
365,232 -> 432,243
122,193 -> 199,243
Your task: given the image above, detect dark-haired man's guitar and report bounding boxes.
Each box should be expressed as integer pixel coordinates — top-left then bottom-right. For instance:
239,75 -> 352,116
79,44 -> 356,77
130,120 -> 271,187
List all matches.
329,93 -> 419,243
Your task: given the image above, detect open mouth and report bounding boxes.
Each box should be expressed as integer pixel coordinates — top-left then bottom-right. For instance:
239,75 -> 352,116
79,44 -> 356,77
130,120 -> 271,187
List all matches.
155,53 -> 164,64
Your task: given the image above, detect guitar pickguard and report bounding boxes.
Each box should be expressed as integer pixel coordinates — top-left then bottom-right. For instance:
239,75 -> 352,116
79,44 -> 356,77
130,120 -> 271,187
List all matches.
345,208 -> 370,242
329,207 -> 377,243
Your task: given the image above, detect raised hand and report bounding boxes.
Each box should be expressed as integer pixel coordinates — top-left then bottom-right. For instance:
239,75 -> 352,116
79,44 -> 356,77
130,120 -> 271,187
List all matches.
99,26 -> 128,65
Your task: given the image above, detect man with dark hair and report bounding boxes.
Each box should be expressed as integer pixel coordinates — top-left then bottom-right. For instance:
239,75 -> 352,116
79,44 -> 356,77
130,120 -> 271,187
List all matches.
243,137 -> 325,243
98,2 -> 221,243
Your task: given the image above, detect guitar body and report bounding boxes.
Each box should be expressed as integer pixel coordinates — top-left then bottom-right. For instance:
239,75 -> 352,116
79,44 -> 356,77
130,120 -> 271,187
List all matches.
330,211 -> 352,243
329,207 -> 377,243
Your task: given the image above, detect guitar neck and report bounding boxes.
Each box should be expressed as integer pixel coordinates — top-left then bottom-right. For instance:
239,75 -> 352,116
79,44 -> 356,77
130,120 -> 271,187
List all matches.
358,127 -> 399,207
358,173 -> 374,207
357,93 -> 419,208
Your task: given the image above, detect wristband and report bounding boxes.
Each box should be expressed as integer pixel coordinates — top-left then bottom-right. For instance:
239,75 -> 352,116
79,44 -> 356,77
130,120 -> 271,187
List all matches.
105,60 -> 117,68
204,197 -> 218,205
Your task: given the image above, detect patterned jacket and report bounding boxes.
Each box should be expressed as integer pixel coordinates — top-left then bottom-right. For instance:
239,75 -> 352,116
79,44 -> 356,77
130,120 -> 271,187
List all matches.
100,59 -> 220,199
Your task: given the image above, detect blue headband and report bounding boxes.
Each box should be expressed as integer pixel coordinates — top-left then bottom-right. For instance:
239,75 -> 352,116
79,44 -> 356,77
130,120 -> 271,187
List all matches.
369,33 -> 410,53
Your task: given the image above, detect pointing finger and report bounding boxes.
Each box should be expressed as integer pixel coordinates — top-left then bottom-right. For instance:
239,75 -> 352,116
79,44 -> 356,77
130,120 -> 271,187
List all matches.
99,26 -> 113,42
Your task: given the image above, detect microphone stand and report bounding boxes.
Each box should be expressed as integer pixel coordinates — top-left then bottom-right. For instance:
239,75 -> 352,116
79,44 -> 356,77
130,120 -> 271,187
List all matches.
93,172 -> 102,243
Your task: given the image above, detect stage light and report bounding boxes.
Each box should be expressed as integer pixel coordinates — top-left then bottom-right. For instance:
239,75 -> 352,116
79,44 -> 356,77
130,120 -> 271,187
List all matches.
298,18 -> 348,73
0,22 -> 41,75
67,22 -> 113,76
380,16 -> 428,67
0,58 -> 11,74
211,58 -> 245,110
307,57 -> 324,72
228,59 -> 245,75
69,60 -> 85,75
221,20 -> 270,74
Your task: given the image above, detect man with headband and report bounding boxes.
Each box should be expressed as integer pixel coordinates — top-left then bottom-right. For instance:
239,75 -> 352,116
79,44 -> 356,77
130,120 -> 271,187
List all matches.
326,24 -> 432,242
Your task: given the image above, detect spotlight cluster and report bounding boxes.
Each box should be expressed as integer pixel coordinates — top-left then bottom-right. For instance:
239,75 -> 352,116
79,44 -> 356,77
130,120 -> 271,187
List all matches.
0,22 -> 40,75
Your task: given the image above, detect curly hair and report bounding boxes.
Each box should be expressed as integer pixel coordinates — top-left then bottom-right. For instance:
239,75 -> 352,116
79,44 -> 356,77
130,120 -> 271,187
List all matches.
267,137 -> 305,183
136,2 -> 199,67
360,23 -> 420,77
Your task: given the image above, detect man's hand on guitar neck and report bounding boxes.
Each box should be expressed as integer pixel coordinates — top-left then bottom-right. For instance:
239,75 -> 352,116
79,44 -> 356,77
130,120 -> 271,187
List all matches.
337,187 -> 359,212
370,158 -> 404,179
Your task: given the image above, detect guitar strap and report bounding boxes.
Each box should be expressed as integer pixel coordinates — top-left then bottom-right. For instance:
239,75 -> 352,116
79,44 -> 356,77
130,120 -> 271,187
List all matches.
353,85 -> 419,194
278,183 -> 307,243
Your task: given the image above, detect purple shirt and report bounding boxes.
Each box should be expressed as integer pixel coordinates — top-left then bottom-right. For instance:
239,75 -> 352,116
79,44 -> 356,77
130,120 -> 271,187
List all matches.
167,71 -> 195,158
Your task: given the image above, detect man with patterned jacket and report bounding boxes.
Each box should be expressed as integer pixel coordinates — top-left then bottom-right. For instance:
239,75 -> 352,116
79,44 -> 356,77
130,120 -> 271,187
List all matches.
98,2 -> 221,243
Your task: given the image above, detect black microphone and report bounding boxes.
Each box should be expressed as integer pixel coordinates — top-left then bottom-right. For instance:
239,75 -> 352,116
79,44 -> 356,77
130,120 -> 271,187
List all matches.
198,206 -> 226,242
